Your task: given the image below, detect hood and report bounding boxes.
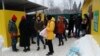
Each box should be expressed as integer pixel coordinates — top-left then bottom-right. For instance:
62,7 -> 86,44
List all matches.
51,17 -> 55,21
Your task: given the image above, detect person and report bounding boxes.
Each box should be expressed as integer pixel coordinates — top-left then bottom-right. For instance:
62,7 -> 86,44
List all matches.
46,16 -> 55,56
62,16 -> 68,41
81,18 -> 87,36
44,15 -> 48,27
68,15 -> 74,38
44,16 -> 49,45
74,15 -> 82,38
8,15 -> 19,52
34,16 -> 46,51
19,16 -> 31,52
56,16 -> 65,46
84,14 -> 90,34
28,16 -> 36,44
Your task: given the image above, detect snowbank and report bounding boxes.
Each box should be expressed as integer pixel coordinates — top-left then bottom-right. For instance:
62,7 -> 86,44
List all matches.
67,35 -> 100,56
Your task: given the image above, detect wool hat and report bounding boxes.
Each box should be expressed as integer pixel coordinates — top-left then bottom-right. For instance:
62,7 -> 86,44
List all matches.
12,15 -> 17,21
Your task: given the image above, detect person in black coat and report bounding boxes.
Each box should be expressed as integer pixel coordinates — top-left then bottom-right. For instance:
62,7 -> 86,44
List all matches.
84,14 -> 90,34
19,16 -> 31,52
28,16 -> 36,44
74,15 -> 82,38
81,18 -> 87,36
68,15 -> 74,38
63,17 -> 68,41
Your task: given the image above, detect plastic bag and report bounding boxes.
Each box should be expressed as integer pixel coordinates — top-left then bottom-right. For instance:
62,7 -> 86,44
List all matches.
39,28 -> 47,38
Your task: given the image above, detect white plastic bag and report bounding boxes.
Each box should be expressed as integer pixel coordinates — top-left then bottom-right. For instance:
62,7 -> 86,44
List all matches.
40,28 -> 47,38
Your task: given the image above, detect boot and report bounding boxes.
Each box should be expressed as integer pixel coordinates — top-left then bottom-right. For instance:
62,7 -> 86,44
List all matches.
46,52 -> 54,56
23,48 -> 27,52
37,47 -> 40,51
44,45 -> 46,49
32,41 -> 36,44
62,41 -> 64,46
26,47 -> 30,51
58,43 -> 61,46
12,49 -> 19,52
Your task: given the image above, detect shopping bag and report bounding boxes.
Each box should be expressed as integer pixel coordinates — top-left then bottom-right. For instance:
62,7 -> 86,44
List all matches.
40,28 -> 47,38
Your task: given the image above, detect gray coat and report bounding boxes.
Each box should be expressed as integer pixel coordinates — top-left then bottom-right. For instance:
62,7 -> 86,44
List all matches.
8,20 -> 18,33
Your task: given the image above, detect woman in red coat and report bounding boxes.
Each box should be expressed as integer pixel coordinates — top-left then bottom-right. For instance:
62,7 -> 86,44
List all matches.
57,16 -> 65,46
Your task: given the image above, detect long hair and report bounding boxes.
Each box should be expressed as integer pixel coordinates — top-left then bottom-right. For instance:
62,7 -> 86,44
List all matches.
84,14 -> 89,19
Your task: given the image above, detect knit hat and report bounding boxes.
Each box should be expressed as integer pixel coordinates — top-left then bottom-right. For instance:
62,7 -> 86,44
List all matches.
12,15 -> 17,21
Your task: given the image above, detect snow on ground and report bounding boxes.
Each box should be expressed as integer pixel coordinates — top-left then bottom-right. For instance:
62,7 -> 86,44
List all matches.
1,38 -> 77,56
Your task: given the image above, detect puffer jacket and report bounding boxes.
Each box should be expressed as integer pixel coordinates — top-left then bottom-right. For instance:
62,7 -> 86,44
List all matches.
46,17 -> 55,40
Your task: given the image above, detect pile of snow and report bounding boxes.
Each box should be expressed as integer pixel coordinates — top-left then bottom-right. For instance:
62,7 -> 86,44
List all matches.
0,35 -> 4,50
67,35 -> 100,56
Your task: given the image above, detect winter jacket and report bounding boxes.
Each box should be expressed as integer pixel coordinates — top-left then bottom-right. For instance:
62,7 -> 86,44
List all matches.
46,17 -> 55,40
57,21 -> 65,34
8,20 -> 18,38
75,17 -> 82,29
34,20 -> 44,32
8,20 -> 18,33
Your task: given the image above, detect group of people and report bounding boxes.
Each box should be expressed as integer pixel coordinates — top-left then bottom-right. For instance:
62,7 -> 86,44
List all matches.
8,15 -> 55,56
68,14 -> 90,38
8,14 -> 90,56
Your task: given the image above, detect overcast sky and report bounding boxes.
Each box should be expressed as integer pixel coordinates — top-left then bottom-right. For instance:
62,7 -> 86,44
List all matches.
28,0 -> 84,9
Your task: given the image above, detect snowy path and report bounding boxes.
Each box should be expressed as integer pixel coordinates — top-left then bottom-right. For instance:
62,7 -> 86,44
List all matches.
2,38 -> 77,56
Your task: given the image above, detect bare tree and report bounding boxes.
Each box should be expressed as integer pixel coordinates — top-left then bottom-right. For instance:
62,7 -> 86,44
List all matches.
78,2 -> 81,12
63,0 -> 68,9
68,0 -> 74,9
44,0 -> 82,14
44,6 -> 62,15
73,2 -> 77,13
48,0 -> 54,8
